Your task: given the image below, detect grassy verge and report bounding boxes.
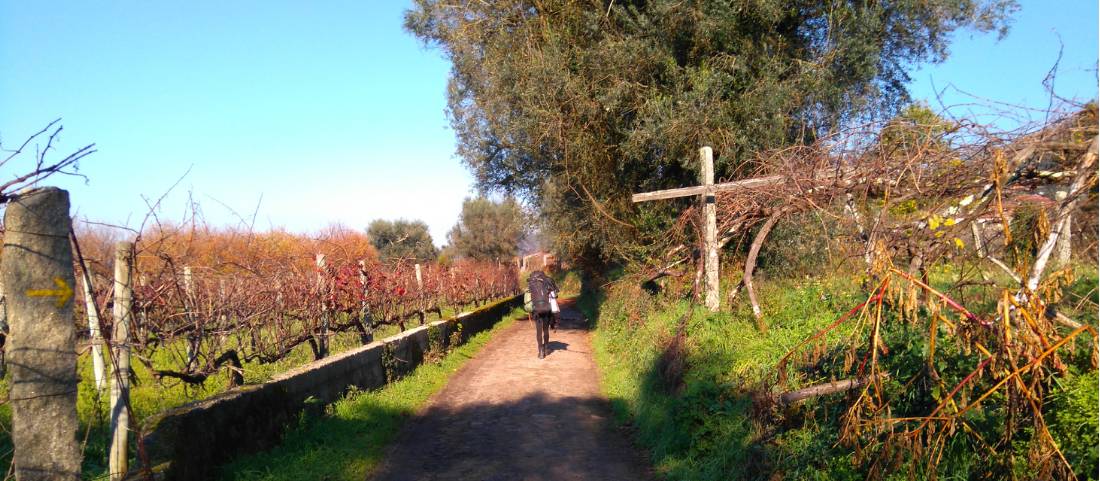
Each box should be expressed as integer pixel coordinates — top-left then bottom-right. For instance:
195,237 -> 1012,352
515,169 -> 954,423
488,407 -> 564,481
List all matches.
219,307 -> 523,481
584,265 -> 1098,480
586,274 -> 865,480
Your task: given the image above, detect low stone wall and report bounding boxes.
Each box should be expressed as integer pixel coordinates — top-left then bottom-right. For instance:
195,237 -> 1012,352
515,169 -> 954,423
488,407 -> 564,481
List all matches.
137,295 -> 522,481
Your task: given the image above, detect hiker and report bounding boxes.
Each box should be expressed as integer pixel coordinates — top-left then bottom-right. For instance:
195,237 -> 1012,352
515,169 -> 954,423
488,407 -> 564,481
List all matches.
526,270 -> 558,359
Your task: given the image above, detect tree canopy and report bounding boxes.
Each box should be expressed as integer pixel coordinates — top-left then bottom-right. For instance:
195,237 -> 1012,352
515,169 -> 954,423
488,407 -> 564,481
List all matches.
367,219 -> 438,262
447,197 -> 527,261
406,0 -> 1017,266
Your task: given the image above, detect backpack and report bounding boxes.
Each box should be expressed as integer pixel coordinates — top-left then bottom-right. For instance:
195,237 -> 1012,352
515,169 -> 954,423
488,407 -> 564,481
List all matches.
526,272 -> 552,314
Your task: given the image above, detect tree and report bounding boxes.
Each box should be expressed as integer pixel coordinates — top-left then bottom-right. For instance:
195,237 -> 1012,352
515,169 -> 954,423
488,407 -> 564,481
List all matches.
878,102 -> 956,154
405,0 -> 1017,267
367,219 -> 438,262
447,197 -> 526,261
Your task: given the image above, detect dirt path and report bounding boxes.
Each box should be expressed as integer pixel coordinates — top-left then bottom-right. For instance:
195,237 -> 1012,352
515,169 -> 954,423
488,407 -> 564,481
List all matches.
368,300 -> 653,481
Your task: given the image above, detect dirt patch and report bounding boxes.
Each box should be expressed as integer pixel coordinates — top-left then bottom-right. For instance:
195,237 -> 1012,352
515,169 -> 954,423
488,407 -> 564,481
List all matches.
368,300 -> 653,481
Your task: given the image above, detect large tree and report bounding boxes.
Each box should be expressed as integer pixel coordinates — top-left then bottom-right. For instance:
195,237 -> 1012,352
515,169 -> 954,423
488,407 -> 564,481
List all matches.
367,219 -> 438,262
447,197 -> 526,261
405,0 -> 1016,266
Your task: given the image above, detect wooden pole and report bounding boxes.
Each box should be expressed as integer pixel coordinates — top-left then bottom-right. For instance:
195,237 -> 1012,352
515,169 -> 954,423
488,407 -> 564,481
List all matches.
357,260 -> 373,343
315,254 -> 328,358
414,263 -> 425,325
358,260 -> 369,296
181,266 -> 199,370
182,266 -> 193,297
701,147 -> 720,312
1,188 -> 81,481
110,241 -> 134,481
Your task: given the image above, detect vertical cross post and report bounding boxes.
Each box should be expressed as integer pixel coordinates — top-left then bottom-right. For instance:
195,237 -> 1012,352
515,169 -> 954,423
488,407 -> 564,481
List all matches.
701,147 -> 720,312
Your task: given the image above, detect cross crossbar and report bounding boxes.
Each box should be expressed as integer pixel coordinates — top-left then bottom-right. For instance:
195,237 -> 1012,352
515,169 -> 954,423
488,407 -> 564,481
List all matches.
631,174 -> 786,203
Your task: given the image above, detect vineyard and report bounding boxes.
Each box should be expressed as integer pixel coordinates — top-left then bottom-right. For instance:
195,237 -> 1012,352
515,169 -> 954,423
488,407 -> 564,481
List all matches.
0,222 -> 520,477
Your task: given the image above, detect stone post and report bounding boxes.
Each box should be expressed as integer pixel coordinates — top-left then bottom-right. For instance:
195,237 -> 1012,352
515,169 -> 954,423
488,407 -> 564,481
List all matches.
0,187 -> 81,480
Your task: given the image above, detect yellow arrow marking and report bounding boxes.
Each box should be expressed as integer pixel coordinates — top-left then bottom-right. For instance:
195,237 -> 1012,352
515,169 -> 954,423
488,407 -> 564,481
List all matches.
26,277 -> 74,308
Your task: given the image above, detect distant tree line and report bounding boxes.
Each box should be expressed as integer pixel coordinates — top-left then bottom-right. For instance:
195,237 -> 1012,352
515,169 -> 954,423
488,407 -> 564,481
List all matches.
367,196 -> 527,263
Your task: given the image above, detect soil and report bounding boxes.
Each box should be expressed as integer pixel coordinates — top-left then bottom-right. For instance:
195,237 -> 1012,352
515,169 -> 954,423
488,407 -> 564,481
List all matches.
367,300 -> 654,481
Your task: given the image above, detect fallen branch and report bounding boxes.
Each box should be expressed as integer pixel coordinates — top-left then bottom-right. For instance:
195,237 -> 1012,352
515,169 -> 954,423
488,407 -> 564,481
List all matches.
744,209 -> 784,332
1025,136 -> 1098,292
779,372 -> 890,405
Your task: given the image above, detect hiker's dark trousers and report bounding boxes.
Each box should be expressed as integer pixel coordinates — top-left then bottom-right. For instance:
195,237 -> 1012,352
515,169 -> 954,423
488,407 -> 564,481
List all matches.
534,312 -> 552,356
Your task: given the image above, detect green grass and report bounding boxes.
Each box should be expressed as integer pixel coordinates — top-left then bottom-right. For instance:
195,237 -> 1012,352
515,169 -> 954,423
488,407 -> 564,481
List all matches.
219,307 -> 522,481
587,274 -> 865,480
585,263 -> 1099,481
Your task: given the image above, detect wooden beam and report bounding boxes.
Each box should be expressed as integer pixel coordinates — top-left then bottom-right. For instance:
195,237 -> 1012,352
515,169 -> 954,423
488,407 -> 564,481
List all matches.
632,174 -> 786,203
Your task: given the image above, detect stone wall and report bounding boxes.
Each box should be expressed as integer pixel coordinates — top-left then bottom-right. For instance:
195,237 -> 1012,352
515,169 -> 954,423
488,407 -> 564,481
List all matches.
137,295 -> 522,481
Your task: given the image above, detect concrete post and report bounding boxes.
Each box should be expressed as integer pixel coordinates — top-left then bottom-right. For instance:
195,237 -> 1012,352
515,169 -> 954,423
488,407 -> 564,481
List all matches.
78,261 -> 107,391
0,187 -> 81,481
109,241 -> 134,481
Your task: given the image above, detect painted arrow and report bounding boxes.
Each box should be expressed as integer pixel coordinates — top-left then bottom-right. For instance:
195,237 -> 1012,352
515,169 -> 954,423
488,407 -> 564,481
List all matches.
27,277 -> 74,308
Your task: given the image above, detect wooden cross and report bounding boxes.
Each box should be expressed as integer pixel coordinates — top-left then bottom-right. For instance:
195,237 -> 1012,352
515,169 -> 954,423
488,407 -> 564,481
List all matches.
632,147 -> 788,312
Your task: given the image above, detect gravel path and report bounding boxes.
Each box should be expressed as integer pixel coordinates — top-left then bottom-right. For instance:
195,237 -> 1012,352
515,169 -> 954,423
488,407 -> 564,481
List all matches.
367,300 -> 653,481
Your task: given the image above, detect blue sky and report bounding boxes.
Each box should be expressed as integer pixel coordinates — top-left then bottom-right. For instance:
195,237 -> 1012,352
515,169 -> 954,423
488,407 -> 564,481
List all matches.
907,0 -> 1098,126
1,1 -> 1096,246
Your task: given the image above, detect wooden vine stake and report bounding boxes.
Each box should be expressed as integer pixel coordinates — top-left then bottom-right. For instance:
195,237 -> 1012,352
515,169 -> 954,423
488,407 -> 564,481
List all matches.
110,241 -> 134,481
182,265 -> 198,369
414,263 -> 425,324
316,254 -> 329,358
